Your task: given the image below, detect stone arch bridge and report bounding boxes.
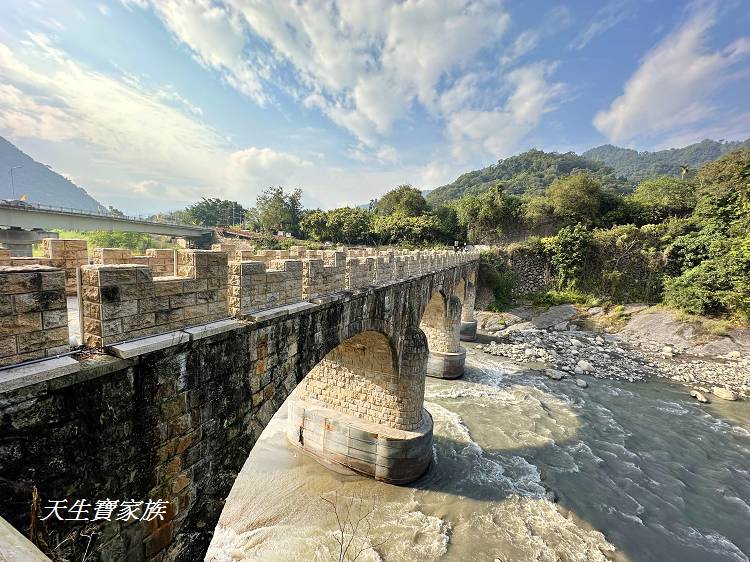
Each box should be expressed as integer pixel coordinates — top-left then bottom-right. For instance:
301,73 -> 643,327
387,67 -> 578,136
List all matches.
0,245 -> 478,561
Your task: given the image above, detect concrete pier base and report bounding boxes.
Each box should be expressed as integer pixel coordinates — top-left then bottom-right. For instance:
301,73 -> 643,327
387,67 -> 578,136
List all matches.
0,228 -> 57,257
287,395 -> 433,485
425,347 -> 466,379
460,319 -> 478,341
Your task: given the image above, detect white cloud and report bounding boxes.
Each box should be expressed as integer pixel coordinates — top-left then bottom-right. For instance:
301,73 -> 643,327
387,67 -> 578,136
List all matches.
593,5 -> 750,145
501,30 -> 539,67
447,62 -> 565,159
571,0 -> 633,50
131,0 -> 512,158
0,34 -> 312,205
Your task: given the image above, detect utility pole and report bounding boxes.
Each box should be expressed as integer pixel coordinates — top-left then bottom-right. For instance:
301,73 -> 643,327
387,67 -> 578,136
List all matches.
8,166 -> 22,199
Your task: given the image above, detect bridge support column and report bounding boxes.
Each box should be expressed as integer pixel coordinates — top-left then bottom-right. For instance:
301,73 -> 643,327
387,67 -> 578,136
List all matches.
460,272 -> 477,342
289,328 -> 432,484
0,228 -> 57,257
421,293 -> 465,379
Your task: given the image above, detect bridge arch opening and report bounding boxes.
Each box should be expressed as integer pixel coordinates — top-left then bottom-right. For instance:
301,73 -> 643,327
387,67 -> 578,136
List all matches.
287,326 -> 432,483
295,330 -> 423,430
419,290 -> 465,379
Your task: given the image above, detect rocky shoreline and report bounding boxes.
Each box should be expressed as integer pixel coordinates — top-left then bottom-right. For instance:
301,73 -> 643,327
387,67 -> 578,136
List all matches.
473,305 -> 750,403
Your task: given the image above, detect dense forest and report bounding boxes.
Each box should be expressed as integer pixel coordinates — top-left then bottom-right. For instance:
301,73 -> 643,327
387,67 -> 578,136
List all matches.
583,138 -> 750,182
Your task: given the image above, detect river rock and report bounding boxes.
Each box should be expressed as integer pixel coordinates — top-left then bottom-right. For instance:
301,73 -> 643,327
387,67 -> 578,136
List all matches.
531,304 -> 577,329
711,386 -> 738,401
576,359 -> 593,373
576,378 -> 588,388
690,390 -> 709,403
545,368 -> 566,380
587,306 -> 603,316
728,351 -> 741,359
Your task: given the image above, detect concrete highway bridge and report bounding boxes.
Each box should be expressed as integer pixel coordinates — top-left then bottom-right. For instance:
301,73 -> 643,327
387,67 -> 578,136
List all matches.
0,201 -> 213,255
0,243 -> 479,561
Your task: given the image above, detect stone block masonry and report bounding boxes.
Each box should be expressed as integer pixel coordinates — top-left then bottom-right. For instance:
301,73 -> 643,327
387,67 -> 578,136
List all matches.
94,248 -> 176,277
0,254 -> 479,562
80,250 -> 229,347
228,259 -> 303,316
0,265 -> 69,366
297,330 -> 423,430
346,256 -> 375,289
302,251 -> 345,299
9,238 -> 88,295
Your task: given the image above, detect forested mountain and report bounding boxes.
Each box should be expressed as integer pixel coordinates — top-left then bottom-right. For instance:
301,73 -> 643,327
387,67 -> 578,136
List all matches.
425,149 -> 630,206
583,138 -> 750,182
0,136 -> 104,211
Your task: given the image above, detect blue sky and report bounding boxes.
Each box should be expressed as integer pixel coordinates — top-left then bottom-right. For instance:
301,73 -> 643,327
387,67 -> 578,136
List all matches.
0,0 -> 748,213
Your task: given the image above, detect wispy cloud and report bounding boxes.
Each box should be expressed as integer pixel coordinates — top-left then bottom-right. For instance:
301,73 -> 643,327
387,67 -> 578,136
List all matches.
593,4 -> 750,145
571,0 -> 633,50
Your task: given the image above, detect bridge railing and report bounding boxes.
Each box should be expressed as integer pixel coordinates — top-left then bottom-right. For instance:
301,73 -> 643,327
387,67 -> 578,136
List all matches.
0,200 -> 206,230
0,245 -> 479,364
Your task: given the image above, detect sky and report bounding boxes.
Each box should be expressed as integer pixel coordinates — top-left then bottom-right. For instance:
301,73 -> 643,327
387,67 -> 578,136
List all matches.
0,0 -> 748,214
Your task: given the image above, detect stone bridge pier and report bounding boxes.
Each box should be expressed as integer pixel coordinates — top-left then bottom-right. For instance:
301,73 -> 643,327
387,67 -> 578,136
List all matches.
289,327 -> 432,483
460,271 -> 478,341
420,291 -> 466,379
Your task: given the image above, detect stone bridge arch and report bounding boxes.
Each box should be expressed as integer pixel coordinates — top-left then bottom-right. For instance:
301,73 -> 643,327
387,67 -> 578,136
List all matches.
287,326 -> 432,484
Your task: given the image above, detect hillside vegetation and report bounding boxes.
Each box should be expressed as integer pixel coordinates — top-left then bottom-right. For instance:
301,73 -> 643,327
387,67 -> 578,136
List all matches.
583,138 -> 750,182
426,149 -> 631,205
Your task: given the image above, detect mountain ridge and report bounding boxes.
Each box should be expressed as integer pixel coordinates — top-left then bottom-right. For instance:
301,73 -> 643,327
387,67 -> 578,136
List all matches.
0,136 -> 105,211
425,138 -> 750,206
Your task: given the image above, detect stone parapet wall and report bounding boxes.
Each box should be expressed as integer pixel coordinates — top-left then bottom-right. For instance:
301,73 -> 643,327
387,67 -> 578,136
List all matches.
0,265 -> 69,366
81,250 -> 229,347
9,238 -> 87,295
93,248 -> 175,276
228,259 -> 303,315
302,252 -> 345,299
374,251 -> 394,284
346,256 -> 375,289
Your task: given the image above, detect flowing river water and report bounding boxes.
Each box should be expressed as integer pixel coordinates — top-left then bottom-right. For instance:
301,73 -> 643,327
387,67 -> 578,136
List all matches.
206,346 -> 750,562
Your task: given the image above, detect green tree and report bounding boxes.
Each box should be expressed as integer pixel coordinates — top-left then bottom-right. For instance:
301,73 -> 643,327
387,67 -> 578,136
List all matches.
371,213 -> 441,244
376,185 -> 427,216
85,231 -> 155,254
544,223 -> 594,288
254,187 -> 304,234
546,173 -> 603,225
454,183 -> 522,243
630,176 -> 696,222
300,207 -> 372,244
185,198 -> 245,226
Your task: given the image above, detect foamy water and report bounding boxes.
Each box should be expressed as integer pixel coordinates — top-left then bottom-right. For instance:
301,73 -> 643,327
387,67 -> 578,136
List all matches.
206,347 -> 750,561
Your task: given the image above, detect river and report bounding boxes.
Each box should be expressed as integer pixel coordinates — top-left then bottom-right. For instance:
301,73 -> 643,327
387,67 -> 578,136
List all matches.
205,345 -> 750,562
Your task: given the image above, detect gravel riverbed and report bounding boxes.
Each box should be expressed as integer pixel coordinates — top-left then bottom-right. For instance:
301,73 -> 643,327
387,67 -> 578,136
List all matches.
475,305 -> 750,402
